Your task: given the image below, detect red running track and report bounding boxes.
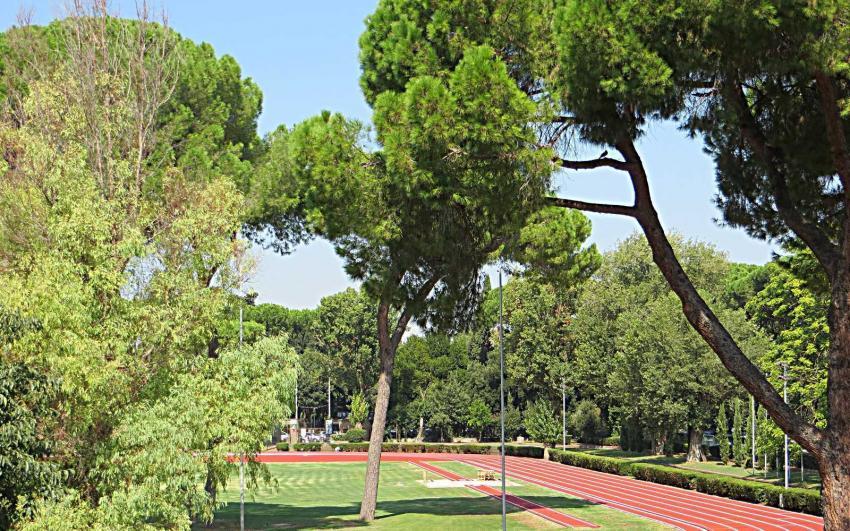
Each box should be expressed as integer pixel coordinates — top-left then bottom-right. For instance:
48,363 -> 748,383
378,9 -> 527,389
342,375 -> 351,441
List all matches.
255,452 -> 824,531
412,460 -> 598,528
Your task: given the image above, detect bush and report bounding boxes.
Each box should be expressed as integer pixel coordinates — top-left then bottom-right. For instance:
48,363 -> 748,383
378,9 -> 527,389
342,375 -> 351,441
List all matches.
569,400 -> 604,444
549,449 -> 634,476
276,441 -> 546,459
602,436 -> 620,447
349,393 -> 369,427
505,445 -> 545,459
524,400 -> 560,447
342,428 -> 366,442
548,449 -> 821,515
292,443 -> 322,451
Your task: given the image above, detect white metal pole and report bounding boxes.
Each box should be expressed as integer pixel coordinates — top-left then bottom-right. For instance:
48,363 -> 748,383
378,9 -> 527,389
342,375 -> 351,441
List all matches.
239,307 -> 245,531
751,395 -> 756,475
498,270 -> 506,531
562,379 -> 566,449
239,455 -> 245,531
783,363 -> 789,489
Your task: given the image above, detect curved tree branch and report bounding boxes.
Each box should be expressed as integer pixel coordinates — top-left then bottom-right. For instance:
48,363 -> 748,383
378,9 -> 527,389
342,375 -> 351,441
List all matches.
547,196 -> 637,217
553,156 -> 633,172
611,136 -> 826,456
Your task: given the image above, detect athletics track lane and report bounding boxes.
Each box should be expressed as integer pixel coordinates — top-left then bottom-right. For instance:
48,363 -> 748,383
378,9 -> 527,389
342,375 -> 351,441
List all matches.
255,451 -> 824,531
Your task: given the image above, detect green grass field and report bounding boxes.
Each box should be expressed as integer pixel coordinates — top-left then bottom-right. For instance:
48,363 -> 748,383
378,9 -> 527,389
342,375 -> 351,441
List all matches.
200,461 -> 670,530
571,447 -> 821,489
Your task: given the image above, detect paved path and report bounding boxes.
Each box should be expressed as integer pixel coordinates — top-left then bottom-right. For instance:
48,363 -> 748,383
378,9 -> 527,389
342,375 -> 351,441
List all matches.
255,451 -> 824,530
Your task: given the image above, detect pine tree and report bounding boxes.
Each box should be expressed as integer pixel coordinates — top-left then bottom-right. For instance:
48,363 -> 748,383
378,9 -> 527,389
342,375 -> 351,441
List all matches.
716,402 -> 731,463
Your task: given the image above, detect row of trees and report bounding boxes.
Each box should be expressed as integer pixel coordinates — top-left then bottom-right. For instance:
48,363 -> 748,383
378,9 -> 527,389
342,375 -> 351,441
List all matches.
248,230 -> 823,473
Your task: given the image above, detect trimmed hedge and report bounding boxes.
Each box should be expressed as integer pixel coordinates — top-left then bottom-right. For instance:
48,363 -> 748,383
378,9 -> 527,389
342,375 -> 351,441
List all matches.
274,441 -> 544,458
630,463 -> 820,515
274,442 -> 324,451
601,436 -> 620,447
342,428 -> 366,442
549,449 -> 821,515
549,448 -> 633,475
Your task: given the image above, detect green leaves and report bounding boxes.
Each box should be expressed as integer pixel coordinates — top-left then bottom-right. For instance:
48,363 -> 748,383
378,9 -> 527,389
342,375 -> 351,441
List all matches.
524,399 -> 560,447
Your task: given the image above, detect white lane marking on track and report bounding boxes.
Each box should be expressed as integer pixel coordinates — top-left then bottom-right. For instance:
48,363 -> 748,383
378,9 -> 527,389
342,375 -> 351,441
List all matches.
460,457 -> 707,531
504,457 -> 821,531
475,457 -> 809,531
524,458 -> 822,528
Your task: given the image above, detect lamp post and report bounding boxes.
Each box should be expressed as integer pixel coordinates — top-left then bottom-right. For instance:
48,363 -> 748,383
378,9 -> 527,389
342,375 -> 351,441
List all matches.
780,362 -> 789,490
239,307 -> 245,531
751,395 -> 756,475
498,270 -> 506,531
562,378 -> 566,449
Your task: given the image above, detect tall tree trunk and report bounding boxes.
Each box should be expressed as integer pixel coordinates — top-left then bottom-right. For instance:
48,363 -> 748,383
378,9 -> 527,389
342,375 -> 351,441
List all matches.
416,416 -> 424,441
359,302 -> 395,521
686,427 -> 707,462
359,275 -> 440,522
822,271 -> 850,528
820,444 -> 850,529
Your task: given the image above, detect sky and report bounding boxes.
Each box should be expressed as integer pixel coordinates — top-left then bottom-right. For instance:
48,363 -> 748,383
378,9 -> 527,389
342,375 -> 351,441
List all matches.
1,1 -> 778,309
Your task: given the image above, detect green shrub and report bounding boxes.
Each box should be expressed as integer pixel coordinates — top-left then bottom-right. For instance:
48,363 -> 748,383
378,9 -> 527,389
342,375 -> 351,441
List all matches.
524,399 -> 560,447
569,400 -> 605,444
277,441 -> 545,459
602,436 -> 620,447
336,442 -> 370,452
291,443 -> 323,451
549,449 -> 633,475
505,445 -> 545,459
342,428 -> 366,442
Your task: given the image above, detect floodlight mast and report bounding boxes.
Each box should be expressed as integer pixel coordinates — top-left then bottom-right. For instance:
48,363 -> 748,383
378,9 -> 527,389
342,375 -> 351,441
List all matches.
239,307 -> 245,531
498,270 -> 506,531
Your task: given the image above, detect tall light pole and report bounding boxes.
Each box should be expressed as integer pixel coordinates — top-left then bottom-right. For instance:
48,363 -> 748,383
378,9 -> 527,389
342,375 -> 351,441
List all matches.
779,362 -> 789,489
498,270 -> 506,531
751,395 -> 756,475
562,378 -> 566,449
239,307 -> 245,531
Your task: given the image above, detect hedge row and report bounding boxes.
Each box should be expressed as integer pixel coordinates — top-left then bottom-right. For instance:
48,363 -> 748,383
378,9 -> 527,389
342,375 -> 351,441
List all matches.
273,441 -> 544,458
275,442 -> 325,451
549,449 -> 821,515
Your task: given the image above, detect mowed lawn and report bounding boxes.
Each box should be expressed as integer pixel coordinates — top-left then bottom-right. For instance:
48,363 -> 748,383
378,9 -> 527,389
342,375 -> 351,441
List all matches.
200,461 -> 669,530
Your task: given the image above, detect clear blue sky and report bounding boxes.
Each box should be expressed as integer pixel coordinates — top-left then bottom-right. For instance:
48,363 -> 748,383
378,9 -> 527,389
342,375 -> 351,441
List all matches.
3,1 -> 777,309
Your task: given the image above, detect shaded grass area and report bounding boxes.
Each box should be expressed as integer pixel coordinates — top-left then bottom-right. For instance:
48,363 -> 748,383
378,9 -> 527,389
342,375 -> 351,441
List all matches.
434,461 -> 670,530
199,461 -> 586,530
571,448 -> 821,489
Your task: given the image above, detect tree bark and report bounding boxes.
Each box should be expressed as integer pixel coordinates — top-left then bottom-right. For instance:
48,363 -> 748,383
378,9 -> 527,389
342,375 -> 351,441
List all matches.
686,427 -> 707,462
359,274 -> 440,521
416,416 -> 424,441
358,301 -> 395,521
820,441 -> 850,530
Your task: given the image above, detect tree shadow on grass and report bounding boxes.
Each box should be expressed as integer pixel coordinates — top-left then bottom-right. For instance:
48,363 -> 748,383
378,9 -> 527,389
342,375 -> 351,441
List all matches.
199,495 -> 599,529
196,502 -> 366,530
374,495 -> 597,518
